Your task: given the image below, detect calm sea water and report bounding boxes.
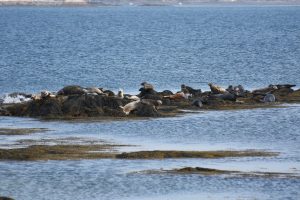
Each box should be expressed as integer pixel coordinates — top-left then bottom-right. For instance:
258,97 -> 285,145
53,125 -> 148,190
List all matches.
1,6 -> 300,93
0,5 -> 300,200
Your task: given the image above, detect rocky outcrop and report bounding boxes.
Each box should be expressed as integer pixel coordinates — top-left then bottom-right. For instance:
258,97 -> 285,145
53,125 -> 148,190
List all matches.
1,84 -> 300,119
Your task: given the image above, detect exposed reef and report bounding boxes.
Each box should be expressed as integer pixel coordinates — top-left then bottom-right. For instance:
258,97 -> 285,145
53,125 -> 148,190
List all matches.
116,150 -> 278,159
137,167 -> 300,178
0,128 -> 48,135
0,143 -> 277,161
1,83 -> 300,119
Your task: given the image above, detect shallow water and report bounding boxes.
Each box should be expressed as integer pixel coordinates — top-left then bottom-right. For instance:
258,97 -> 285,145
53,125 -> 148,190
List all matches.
1,5 -> 300,200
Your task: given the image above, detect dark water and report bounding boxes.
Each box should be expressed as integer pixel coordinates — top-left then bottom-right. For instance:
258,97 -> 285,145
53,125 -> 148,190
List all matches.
1,6 -> 300,200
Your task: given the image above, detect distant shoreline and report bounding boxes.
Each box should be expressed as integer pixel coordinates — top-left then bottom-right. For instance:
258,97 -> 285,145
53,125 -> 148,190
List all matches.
1,1 -> 300,7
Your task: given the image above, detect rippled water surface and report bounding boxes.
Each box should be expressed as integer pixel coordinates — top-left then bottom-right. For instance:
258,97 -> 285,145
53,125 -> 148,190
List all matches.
0,5 -> 300,200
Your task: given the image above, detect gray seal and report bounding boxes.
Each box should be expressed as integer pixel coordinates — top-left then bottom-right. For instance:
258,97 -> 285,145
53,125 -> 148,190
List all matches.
262,94 -> 276,103
192,99 -> 203,108
57,85 -> 85,96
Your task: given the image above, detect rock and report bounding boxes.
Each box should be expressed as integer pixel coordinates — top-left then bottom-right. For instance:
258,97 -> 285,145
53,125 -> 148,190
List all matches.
57,85 -> 85,96
0,107 -> 10,116
0,197 -> 14,200
26,98 -> 63,117
8,92 -> 31,98
134,103 -> 161,117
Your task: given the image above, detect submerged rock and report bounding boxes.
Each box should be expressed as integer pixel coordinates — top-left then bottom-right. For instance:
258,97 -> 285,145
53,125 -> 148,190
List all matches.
0,197 -> 15,200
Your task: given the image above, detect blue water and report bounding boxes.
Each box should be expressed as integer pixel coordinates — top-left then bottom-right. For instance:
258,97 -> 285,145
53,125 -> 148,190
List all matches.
1,5 -> 300,200
1,6 -> 300,94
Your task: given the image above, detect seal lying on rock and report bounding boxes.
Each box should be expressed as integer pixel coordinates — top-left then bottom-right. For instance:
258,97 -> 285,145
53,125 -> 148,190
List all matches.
192,99 -> 203,108
117,89 -> 124,99
272,84 -> 296,89
208,83 -> 227,94
262,94 -> 276,103
141,99 -> 162,111
138,82 -> 158,99
32,91 -> 55,100
57,85 -> 86,96
85,87 -> 103,95
252,85 -> 278,95
141,82 -> 154,90
181,84 -> 202,96
120,100 -> 141,115
212,93 -> 237,101
163,92 -> 191,100
125,95 -> 140,101
226,85 -> 245,96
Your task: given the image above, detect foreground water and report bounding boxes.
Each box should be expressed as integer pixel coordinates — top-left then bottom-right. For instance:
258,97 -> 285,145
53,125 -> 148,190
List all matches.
0,5 -> 300,200
1,104 -> 300,199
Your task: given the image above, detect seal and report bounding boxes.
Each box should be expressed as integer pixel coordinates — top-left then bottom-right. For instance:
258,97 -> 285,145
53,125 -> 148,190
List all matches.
85,87 -> 103,95
252,85 -> 278,95
181,84 -> 202,96
262,93 -> 276,103
103,90 -> 115,97
212,93 -> 237,101
57,85 -> 85,96
163,92 -> 191,100
271,84 -> 296,89
120,100 -> 141,115
141,82 -> 154,90
192,99 -> 203,108
41,90 -> 51,98
208,83 -> 227,94
125,95 -> 140,101
226,85 -> 245,96
141,99 -> 163,111
117,89 -> 124,99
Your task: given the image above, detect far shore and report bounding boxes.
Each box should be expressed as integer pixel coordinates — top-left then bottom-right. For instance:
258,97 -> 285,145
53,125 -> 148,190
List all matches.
1,1 -> 300,7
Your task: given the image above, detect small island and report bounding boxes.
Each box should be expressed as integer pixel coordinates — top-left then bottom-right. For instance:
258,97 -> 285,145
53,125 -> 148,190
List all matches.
1,82 -> 299,119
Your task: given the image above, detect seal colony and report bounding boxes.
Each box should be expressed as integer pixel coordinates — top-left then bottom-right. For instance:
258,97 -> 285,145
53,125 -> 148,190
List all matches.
0,82 -> 300,119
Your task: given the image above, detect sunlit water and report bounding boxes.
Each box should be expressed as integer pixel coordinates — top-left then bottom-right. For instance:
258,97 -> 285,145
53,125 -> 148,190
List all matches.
0,5 -> 300,200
